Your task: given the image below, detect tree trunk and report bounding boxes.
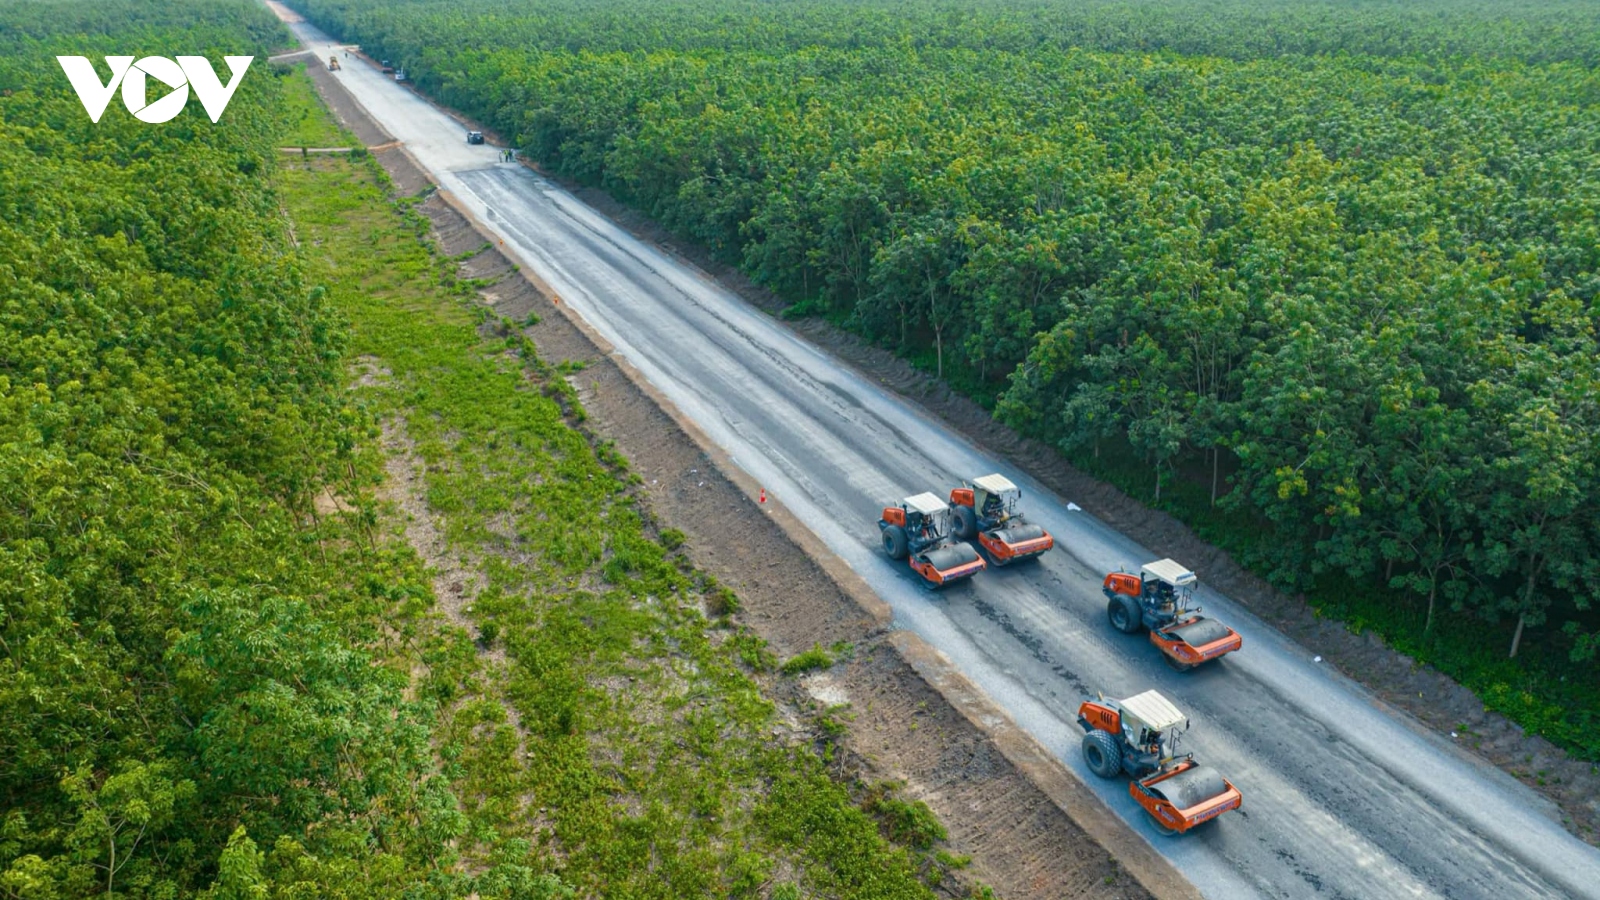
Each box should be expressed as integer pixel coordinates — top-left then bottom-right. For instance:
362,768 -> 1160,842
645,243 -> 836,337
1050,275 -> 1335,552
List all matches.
934,328 -> 943,379
1386,557 -> 1394,582
1154,465 -> 1161,503
1510,564 -> 1539,658
1424,575 -> 1437,638
1210,447 -> 1219,506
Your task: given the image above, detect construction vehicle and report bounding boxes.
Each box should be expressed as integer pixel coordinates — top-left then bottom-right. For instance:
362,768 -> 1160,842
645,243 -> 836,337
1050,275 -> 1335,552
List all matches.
1104,559 -> 1241,671
880,492 -> 985,587
327,56 -> 340,71
948,473 -> 1053,565
466,131 -> 485,145
1077,689 -> 1242,835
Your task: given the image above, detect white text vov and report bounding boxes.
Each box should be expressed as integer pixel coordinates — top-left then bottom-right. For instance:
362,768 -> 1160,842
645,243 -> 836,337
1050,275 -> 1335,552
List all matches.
57,56 -> 254,123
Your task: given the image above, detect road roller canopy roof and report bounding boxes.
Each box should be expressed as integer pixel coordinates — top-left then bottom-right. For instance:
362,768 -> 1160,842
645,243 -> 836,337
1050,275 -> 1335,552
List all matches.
1142,558 -> 1197,588
903,492 -> 949,516
1119,690 -> 1188,732
972,473 -> 1018,495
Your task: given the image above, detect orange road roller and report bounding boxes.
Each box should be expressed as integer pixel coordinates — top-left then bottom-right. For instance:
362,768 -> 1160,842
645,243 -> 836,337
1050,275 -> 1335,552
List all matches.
1077,690 -> 1242,835
880,492 -> 986,587
948,473 -> 1054,565
1104,558 -> 1241,671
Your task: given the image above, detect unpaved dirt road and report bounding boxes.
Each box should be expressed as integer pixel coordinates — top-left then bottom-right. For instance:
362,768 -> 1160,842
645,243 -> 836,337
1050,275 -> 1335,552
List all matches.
284,17 -> 1600,899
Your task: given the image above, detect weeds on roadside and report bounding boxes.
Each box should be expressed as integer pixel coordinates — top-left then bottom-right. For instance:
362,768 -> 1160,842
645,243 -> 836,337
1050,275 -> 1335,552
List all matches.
281,151 -> 961,898
782,644 -> 836,675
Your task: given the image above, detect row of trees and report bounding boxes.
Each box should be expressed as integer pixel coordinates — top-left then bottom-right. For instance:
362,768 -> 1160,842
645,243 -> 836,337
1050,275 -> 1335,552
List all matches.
0,3 -> 512,895
294,0 -> 1593,662
298,0 -> 1600,65
289,0 -> 1598,739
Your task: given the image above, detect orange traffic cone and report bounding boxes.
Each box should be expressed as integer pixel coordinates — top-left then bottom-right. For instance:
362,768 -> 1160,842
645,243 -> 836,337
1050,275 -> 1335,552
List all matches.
759,488 -> 766,504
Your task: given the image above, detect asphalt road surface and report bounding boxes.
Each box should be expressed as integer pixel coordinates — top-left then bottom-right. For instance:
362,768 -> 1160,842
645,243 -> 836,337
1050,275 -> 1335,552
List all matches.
289,19 -> 1600,899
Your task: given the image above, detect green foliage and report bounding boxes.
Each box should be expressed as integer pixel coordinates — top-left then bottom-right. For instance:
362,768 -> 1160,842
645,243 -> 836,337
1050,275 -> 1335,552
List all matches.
935,850 -> 973,870
279,145 -> 946,897
61,763 -> 197,898
707,586 -> 741,618
470,866 -> 576,900
275,62 -> 357,148
863,785 -> 948,852
288,0 -> 1600,65
286,0 -> 1600,757
169,589 -> 465,852
728,631 -> 777,672
478,619 -> 501,648
206,829 -> 267,900
0,2 -> 474,895
781,644 -> 835,675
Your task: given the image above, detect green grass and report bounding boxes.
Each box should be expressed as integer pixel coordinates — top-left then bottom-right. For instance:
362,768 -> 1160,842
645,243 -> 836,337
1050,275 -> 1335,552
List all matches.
277,143 -> 973,895
781,644 -> 836,675
276,62 -> 358,147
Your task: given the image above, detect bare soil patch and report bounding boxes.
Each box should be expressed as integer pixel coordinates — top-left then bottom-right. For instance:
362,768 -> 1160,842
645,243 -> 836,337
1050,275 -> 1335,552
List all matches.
838,641 -> 1158,900
375,420 -> 485,631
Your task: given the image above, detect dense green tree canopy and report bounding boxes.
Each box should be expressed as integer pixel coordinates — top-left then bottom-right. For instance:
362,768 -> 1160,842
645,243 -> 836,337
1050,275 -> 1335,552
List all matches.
289,0 -> 1600,750
0,3 -> 472,895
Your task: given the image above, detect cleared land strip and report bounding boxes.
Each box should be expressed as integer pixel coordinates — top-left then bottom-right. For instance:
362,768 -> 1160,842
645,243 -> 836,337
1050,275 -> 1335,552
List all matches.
284,151 -> 999,897
436,182 -> 1188,899
283,15 -> 1600,898
289,37 -> 1189,900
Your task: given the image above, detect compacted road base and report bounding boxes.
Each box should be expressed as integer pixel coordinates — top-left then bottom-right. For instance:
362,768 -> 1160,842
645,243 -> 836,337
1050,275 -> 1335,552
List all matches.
276,13 -> 1183,899
279,10 -> 1600,899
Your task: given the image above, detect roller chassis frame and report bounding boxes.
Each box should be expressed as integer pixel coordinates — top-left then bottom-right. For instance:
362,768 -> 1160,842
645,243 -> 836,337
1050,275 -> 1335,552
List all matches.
879,494 -> 985,588
1103,566 -> 1242,671
948,476 -> 1055,565
1076,696 -> 1242,835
